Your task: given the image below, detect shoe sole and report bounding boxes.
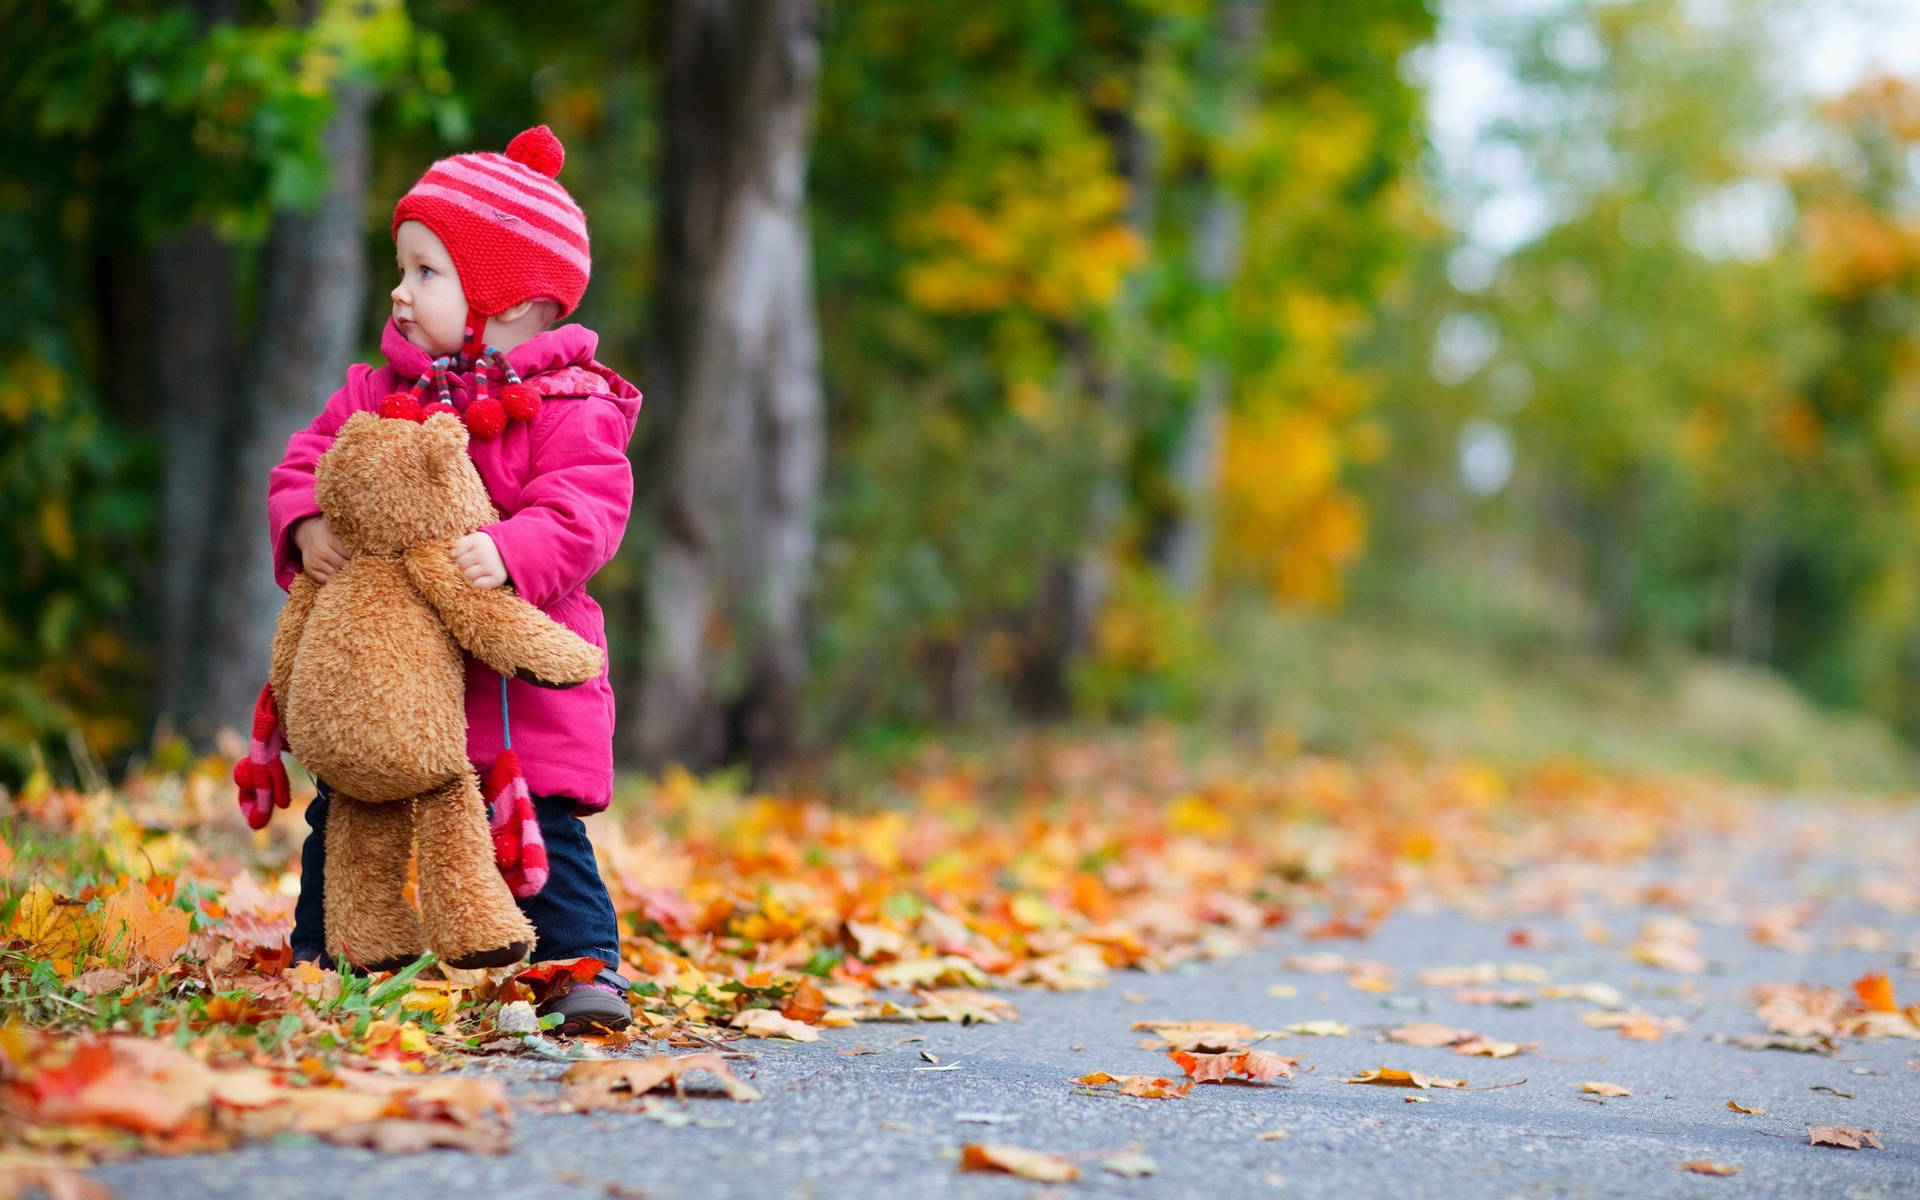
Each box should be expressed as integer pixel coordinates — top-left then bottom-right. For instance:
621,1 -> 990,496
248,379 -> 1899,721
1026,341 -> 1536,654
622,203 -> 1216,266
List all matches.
554,1012 -> 633,1036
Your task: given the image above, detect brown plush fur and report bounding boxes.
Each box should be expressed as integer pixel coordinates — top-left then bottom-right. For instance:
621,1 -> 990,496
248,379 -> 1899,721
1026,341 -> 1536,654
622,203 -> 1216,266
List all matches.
271,412 -> 605,971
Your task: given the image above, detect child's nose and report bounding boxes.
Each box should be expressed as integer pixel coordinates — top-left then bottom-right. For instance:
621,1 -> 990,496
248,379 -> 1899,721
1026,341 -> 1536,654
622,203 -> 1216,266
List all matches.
390,281 -> 409,305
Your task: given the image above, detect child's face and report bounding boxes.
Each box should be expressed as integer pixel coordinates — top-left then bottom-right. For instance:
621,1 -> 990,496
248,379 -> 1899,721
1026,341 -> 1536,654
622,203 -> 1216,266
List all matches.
391,221 -> 469,356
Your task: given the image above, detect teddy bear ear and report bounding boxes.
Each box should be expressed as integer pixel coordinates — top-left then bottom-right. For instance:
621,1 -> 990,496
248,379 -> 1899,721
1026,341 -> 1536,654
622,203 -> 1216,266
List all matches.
338,410 -> 380,440
419,411 -> 470,474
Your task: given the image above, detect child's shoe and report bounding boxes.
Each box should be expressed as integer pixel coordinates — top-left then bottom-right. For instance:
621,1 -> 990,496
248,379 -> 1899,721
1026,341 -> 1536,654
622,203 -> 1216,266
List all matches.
539,966 -> 632,1036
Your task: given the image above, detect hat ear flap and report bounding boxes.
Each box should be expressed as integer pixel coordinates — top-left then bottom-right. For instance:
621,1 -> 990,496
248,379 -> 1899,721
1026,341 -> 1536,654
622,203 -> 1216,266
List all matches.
420,411 -> 470,475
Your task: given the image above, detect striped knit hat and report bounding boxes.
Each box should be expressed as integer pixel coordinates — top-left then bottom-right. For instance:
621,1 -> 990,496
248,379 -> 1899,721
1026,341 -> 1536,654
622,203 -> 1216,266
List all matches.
392,126 -> 590,320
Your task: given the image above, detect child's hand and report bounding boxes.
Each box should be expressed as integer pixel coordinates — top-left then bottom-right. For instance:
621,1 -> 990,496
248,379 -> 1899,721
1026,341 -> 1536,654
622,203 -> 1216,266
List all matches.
452,531 -> 509,589
294,516 -> 349,584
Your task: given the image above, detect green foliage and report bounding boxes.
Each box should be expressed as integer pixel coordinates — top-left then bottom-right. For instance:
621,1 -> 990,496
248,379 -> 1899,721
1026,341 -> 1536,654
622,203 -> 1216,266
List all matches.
0,1 -> 450,782
1361,0 -> 1920,740
809,0 -> 1434,733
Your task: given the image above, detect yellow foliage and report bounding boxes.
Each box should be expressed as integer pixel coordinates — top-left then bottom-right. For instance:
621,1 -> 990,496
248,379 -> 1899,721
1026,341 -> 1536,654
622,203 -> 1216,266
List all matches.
8,884 -> 94,964
1219,402 -> 1367,606
901,139 -> 1143,321
0,354 -> 67,424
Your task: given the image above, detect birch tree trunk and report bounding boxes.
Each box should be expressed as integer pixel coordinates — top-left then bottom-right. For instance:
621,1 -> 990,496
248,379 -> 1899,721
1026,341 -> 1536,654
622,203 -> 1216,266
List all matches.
629,0 -> 825,771
200,86 -> 371,735
1150,0 -> 1257,594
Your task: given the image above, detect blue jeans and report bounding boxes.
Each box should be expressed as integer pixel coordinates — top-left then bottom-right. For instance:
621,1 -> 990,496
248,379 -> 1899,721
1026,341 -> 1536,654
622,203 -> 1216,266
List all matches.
290,781 -> 623,969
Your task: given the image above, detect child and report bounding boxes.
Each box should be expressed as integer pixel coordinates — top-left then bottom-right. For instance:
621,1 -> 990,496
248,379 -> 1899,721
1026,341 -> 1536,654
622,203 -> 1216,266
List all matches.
266,126 -> 641,1034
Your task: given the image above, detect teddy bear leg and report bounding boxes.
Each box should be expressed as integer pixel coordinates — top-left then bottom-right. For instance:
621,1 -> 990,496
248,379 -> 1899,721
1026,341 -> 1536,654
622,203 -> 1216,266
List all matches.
323,792 -> 427,972
414,772 -> 535,970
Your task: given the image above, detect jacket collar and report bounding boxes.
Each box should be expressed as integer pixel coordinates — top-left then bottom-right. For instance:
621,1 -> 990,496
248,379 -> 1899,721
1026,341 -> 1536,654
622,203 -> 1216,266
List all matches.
380,318 -> 602,384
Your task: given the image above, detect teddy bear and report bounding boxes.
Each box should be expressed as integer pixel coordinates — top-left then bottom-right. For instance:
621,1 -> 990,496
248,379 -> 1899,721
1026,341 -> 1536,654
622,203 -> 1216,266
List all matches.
243,410 -> 605,972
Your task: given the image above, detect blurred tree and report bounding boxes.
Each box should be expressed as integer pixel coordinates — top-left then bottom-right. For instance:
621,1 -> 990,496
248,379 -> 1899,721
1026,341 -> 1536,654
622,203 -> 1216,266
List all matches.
1360,0 -> 1920,736
807,0 -> 1431,736
627,0 -> 825,771
0,0 -> 449,777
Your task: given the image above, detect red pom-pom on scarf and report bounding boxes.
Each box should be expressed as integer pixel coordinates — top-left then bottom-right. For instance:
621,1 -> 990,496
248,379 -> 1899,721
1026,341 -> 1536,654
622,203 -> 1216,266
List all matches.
378,392 -> 424,422
464,396 -> 507,439
499,382 -> 541,421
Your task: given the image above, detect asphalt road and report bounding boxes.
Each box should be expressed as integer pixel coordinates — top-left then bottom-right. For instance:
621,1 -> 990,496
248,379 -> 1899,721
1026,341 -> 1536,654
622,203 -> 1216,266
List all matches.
94,802 -> 1920,1200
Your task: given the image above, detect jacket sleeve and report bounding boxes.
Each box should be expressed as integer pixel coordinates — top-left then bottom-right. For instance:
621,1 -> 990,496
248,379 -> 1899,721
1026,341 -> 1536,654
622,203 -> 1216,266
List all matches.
266,364 -> 378,590
482,398 -> 636,610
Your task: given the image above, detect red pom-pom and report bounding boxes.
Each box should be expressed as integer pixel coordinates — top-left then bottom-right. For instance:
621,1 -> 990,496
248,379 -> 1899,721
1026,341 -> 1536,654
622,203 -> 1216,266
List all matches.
464,396 -> 507,439
499,382 -> 542,421
378,392 -> 424,422
422,402 -> 459,419
505,126 -> 565,179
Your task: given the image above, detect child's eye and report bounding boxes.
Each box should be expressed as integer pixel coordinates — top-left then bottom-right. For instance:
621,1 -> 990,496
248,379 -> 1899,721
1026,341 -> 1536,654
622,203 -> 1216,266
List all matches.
418,266 -> 435,279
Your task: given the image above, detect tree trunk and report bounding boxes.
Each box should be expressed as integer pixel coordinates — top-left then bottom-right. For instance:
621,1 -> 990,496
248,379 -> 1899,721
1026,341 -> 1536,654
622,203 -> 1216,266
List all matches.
628,0 -> 825,772
150,221 -> 236,740
200,86 -> 372,737
1149,0 -> 1257,595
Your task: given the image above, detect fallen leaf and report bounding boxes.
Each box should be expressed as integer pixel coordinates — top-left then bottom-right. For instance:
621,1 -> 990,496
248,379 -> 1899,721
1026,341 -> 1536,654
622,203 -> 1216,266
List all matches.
1808,1126 -> 1882,1150
730,1008 -> 821,1042
1580,1081 -> 1631,1098
1130,1019 -> 1262,1050
1285,1019 -> 1350,1038
1342,1067 -> 1465,1089
1453,1037 -> 1530,1058
1385,1022 -> 1467,1048
1073,1071 -> 1193,1099
562,1054 -> 762,1104
959,1144 -> 1079,1182
1101,1151 -> 1156,1178
66,967 -> 131,996
1678,1161 -> 1738,1176
1581,1009 -> 1686,1040
1168,1049 -> 1296,1085
781,980 -> 828,1024
1451,988 -> 1534,1007
1852,972 -> 1898,1013
1254,1128 -> 1288,1140
1726,1100 -> 1763,1114
1539,982 -> 1624,1008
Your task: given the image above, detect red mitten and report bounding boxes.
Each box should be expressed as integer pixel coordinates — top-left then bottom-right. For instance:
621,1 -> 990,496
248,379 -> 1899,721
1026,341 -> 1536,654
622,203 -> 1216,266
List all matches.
232,683 -> 290,829
484,749 -> 548,897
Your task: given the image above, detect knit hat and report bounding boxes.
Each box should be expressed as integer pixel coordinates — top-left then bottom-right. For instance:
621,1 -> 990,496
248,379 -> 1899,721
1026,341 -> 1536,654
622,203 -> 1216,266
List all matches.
392,126 -> 590,320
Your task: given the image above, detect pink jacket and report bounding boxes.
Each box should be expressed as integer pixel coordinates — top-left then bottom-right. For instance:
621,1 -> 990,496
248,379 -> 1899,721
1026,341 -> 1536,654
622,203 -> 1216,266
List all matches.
267,320 -> 642,815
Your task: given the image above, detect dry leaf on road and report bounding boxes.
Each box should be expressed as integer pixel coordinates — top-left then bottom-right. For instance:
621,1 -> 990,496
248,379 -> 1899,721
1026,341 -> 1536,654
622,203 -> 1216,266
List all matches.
1726,1100 -> 1763,1114
731,1008 -> 821,1042
1073,1072 -> 1193,1099
562,1054 -> 762,1105
1170,1049 -> 1295,1084
959,1144 -> 1079,1182
1580,1081 -> 1631,1097
1343,1067 -> 1466,1089
1808,1126 -> 1883,1150
1678,1161 -> 1738,1176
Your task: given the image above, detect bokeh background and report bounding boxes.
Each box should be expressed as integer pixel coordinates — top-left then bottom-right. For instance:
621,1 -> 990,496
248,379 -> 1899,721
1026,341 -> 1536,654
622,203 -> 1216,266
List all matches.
7,0 -> 1920,790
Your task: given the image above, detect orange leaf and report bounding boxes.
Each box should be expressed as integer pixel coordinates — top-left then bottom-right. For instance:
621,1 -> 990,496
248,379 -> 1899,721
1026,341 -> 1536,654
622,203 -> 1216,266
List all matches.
781,980 -> 827,1024
1678,1161 -> 1738,1176
1852,972 -> 1898,1013
959,1144 -> 1079,1182
1343,1067 -> 1465,1089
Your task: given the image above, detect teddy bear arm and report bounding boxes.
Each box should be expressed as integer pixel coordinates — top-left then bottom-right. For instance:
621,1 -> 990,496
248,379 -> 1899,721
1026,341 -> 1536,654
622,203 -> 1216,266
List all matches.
401,542 -> 606,688
268,573 -> 321,707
